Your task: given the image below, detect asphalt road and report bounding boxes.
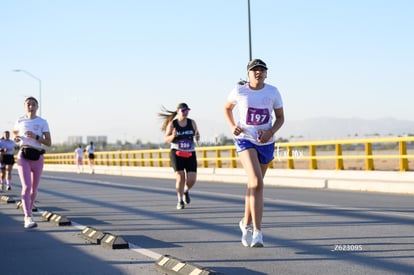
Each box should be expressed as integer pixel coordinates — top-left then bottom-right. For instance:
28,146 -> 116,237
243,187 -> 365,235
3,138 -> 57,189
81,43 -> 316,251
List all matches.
1,171 -> 413,275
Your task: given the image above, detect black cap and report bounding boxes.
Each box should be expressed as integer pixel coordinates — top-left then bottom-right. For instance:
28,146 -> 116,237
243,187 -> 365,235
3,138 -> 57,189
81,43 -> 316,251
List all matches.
247,59 -> 268,71
177,102 -> 190,110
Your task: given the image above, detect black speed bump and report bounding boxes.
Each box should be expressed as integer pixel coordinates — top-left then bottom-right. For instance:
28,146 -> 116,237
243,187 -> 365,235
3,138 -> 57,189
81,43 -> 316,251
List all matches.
49,213 -> 71,226
41,211 -> 54,221
16,201 -> 23,209
80,226 -> 106,245
155,255 -> 220,275
16,201 -> 38,212
1,195 -> 15,203
101,233 -> 129,249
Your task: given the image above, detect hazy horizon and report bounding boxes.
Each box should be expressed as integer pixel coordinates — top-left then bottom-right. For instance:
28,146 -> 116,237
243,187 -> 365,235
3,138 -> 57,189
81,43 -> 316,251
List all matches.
54,116 -> 414,145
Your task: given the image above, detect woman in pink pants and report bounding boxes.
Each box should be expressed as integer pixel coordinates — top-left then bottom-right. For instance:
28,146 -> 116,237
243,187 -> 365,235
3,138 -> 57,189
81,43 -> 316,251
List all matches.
13,97 -> 52,229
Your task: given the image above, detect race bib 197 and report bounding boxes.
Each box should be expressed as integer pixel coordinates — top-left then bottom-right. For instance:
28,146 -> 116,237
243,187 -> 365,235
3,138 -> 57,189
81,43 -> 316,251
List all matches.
246,107 -> 270,125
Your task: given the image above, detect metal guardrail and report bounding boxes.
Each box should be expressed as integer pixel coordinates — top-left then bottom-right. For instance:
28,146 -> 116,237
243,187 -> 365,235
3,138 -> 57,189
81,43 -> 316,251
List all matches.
44,136 -> 414,172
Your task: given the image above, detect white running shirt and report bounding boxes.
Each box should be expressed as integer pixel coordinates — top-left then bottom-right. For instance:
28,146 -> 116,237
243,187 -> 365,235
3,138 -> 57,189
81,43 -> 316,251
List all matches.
13,116 -> 50,150
227,83 -> 283,145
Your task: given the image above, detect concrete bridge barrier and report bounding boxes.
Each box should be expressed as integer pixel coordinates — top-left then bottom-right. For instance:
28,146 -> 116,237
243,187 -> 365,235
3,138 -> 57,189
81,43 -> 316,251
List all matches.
43,164 -> 414,195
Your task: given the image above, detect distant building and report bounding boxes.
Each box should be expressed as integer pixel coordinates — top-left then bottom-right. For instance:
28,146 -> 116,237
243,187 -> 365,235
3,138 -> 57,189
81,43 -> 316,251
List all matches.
67,136 -> 83,145
86,136 -> 108,149
64,135 -> 108,148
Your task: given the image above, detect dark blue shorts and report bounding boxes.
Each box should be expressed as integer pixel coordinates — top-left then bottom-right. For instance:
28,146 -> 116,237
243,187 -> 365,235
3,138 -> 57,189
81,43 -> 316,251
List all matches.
234,139 -> 275,164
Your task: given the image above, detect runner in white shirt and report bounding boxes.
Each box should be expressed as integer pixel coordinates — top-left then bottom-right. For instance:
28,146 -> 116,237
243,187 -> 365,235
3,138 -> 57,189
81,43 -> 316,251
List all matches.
12,96 -> 52,229
224,59 -> 285,248
74,145 -> 85,173
0,131 -> 16,191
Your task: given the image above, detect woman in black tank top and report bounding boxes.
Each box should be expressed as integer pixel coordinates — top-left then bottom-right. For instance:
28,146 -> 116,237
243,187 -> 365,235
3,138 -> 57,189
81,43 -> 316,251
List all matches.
159,103 -> 200,210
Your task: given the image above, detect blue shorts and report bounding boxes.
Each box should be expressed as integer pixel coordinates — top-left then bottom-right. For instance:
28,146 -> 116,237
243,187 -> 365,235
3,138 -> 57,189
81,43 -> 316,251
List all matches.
234,139 -> 275,164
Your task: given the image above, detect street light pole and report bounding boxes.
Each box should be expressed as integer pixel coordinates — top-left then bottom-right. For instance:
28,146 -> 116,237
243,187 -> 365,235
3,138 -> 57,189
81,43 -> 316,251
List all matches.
13,69 -> 42,117
247,0 -> 252,61
238,0 -> 253,85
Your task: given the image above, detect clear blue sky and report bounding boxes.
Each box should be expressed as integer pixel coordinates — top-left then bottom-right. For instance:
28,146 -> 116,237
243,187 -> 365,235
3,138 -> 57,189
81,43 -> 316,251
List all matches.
1,0 -> 413,144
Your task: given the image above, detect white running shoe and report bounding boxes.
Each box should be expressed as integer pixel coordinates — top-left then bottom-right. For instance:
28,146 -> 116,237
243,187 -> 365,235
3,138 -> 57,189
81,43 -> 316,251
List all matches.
239,219 -> 253,247
251,229 -> 264,248
24,217 -> 38,229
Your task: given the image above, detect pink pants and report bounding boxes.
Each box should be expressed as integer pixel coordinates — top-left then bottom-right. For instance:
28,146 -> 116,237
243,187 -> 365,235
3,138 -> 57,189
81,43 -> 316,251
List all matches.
16,152 -> 44,217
